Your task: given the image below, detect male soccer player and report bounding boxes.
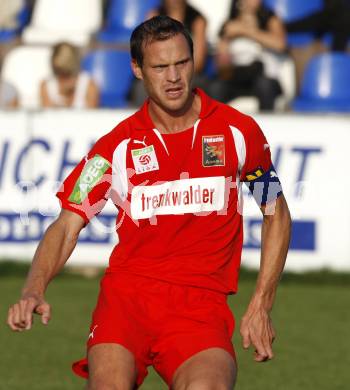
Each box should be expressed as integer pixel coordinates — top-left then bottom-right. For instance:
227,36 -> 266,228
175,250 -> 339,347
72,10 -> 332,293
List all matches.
7,16 -> 291,390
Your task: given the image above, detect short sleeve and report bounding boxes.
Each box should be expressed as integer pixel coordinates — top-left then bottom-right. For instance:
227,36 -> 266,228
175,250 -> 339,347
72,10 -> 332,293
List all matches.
240,117 -> 282,206
240,118 -> 272,181
56,138 -> 112,224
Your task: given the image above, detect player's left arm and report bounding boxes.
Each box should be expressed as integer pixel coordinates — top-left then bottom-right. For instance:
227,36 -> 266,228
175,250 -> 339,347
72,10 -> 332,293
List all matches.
237,116 -> 291,362
240,194 -> 291,362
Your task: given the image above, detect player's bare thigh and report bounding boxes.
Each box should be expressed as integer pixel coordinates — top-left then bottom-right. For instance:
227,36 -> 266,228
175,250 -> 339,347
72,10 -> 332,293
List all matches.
171,347 -> 237,390
87,343 -> 137,390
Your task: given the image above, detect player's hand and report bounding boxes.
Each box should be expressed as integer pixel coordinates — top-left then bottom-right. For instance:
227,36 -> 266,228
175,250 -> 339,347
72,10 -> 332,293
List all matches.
7,294 -> 51,331
240,305 -> 276,362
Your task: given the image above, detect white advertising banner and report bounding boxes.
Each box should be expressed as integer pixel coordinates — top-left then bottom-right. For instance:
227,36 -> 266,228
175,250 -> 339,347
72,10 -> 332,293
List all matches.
0,110 -> 133,267
0,111 -> 31,259
244,115 -> 350,271
0,110 -> 349,271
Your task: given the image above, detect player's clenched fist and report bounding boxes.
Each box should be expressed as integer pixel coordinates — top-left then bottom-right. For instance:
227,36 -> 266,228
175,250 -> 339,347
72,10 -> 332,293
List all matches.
7,295 -> 51,331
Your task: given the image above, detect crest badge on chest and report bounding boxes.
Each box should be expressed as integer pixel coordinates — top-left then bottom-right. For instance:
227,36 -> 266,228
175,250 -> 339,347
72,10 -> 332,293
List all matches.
131,145 -> 159,174
202,135 -> 225,167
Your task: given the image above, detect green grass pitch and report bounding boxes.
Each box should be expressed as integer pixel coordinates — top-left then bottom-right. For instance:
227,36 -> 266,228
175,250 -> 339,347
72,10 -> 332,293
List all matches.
1,263 -> 350,389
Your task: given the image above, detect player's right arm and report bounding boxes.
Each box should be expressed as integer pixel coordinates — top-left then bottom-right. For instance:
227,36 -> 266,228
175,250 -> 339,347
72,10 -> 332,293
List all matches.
7,130 -> 115,331
7,209 -> 85,331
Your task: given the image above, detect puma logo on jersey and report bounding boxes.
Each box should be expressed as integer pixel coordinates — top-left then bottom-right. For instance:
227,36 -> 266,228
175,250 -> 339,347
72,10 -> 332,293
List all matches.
88,325 -> 98,340
133,136 -> 147,147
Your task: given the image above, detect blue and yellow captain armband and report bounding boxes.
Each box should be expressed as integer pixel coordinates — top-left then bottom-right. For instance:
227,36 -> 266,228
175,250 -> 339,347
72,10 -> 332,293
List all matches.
244,165 -> 283,206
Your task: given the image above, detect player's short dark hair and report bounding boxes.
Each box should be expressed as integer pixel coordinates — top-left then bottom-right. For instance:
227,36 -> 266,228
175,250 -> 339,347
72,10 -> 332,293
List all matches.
130,15 -> 194,67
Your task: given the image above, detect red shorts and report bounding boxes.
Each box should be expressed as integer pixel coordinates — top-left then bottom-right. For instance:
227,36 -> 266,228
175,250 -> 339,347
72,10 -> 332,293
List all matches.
72,272 -> 235,387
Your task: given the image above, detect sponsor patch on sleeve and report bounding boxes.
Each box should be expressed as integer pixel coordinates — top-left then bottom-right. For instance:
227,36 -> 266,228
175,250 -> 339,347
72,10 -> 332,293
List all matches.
68,154 -> 111,204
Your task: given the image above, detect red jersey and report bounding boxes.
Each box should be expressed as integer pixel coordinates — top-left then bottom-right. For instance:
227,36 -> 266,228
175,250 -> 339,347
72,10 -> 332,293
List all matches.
57,89 -> 279,293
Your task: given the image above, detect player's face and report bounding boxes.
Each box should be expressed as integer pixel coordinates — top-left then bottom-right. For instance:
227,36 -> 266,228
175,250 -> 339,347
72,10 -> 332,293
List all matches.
132,33 -> 194,113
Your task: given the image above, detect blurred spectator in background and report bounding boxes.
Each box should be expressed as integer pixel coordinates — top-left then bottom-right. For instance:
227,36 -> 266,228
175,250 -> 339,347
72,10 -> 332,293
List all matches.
0,0 -> 24,31
0,79 -> 18,108
130,0 -> 209,106
0,54 -> 18,108
40,42 -> 99,108
148,0 -> 207,74
0,0 -> 35,44
286,0 -> 350,51
210,0 -> 286,111
102,0 -> 109,24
